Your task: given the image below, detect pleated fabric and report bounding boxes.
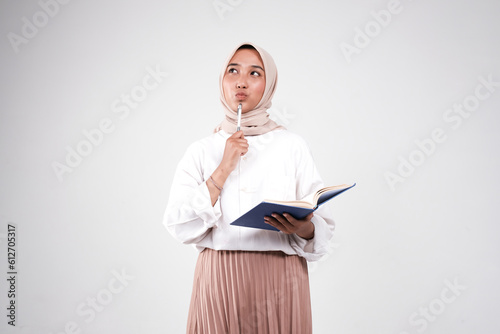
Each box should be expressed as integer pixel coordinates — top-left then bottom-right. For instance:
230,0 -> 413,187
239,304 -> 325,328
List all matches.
186,248 -> 312,334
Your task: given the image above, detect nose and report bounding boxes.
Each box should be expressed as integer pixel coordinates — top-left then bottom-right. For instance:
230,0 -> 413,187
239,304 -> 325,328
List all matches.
236,80 -> 247,89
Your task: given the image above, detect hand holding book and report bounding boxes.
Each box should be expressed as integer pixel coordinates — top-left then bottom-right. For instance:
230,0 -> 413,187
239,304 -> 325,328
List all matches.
231,183 -> 356,231
264,212 -> 315,239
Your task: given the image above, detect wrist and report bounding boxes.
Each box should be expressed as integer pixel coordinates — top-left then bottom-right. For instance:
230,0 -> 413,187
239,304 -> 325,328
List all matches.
297,222 -> 315,240
212,166 -> 230,187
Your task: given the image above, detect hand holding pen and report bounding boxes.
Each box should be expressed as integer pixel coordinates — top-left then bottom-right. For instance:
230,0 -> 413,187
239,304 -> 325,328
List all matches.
208,104 -> 246,205
214,103 -> 247,175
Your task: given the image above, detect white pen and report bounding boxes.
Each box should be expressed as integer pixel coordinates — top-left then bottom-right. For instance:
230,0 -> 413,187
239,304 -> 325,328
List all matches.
236,103 -> 242,132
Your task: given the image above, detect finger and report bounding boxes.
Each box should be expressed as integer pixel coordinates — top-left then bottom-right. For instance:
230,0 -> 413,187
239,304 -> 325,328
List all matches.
284,212 -> 313,225
282,213 -> 298,226
271,213 -> 294,231
264,216 -> 277,228
237,143 -> 249,154
264,216 -> 291,233
231,130 -> 244,139
236,143 -> 249,153
287,212 -> 314,225
229,140 -> 248,149
235,140 -> 249,146
228,142 -> 248,153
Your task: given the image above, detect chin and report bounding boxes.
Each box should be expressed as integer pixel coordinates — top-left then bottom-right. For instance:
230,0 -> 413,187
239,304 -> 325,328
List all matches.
232,101 -> 244,110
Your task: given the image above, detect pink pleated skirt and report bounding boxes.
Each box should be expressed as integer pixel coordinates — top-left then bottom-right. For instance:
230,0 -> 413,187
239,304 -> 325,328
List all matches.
186,248 -> 312,334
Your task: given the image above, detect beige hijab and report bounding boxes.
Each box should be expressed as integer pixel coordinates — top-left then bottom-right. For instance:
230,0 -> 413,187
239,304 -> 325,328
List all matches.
214,42 -> 284,136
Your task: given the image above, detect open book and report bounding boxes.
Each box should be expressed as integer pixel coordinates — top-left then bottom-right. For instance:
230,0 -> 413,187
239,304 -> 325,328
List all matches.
230,183 -> 355,231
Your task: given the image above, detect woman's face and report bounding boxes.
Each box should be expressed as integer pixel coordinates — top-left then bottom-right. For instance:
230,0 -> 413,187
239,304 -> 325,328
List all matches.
222,48 -> 266,113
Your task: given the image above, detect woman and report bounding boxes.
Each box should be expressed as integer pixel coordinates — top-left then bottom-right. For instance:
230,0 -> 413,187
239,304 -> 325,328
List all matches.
164,42 -> 335,333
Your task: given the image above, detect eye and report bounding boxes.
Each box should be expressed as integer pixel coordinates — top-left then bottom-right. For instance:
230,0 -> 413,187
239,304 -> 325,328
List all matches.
228,68 -> 238,74
251,71 -> 261,77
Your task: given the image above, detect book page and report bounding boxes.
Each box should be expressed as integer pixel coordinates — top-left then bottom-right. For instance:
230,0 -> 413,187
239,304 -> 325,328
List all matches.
315,184 -> 355,207
263,199 -> 313,209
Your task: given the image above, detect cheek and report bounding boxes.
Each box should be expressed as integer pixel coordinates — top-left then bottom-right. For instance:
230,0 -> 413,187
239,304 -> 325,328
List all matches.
255,81 -> 266,99
222,79 -> 231,98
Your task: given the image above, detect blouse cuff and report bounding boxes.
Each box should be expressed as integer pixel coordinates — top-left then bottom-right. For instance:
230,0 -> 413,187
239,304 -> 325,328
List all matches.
190,181 -> 222,229
289,217 -> 333,262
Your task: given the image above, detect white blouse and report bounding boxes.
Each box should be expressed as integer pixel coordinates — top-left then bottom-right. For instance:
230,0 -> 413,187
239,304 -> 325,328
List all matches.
163,129 -> 335,262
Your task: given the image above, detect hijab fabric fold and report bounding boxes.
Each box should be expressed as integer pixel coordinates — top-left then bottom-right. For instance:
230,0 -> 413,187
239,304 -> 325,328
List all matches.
214,42 -> 284,136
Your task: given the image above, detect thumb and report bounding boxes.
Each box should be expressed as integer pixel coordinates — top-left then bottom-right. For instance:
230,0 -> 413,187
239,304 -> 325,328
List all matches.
231,130 -> 244,139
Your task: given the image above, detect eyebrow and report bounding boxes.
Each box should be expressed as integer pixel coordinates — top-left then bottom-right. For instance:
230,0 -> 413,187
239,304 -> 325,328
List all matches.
227,63 -> 265,72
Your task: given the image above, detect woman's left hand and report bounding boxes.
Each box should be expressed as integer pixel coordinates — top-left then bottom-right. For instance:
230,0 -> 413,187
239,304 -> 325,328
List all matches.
264,212 -> 315,240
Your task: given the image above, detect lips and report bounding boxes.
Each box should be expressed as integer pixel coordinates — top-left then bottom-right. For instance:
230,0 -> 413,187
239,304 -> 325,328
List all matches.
235,92 -> 247,100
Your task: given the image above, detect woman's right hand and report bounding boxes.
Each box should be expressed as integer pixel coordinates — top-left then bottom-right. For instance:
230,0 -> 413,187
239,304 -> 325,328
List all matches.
219,131 -> 248,174
207,131 -> 248,205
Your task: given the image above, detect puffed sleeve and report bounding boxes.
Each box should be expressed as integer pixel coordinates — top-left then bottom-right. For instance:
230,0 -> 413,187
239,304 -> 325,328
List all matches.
163,142 -> 222,244
288,136 -> 335,262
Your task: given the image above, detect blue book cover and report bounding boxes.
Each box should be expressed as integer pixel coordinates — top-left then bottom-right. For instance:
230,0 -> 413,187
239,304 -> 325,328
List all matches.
230,183 -> 355,231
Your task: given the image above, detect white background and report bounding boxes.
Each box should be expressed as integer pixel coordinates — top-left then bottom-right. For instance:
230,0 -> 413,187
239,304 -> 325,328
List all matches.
1,0 -> 499,333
